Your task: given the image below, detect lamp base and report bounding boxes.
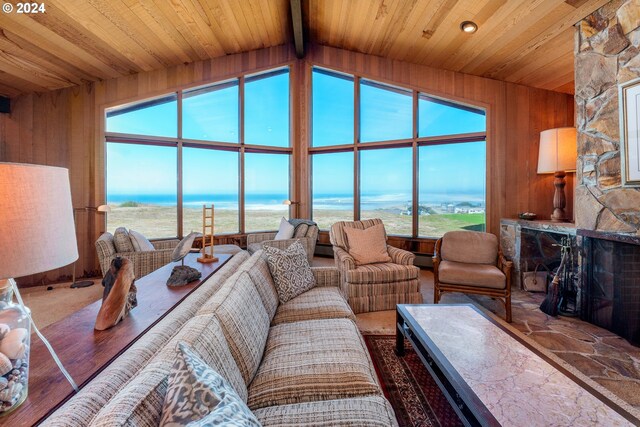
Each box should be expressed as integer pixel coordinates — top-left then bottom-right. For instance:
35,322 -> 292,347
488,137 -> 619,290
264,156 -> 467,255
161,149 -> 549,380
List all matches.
550,171 -> 568,222
70,280 -> 94,289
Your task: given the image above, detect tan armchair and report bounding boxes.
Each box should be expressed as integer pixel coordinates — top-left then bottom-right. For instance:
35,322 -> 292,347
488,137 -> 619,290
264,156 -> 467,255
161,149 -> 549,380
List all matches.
95,232 -> 179,279
433,230 -> 513,322
247,223 -> 318,263
329,219 -> 423,313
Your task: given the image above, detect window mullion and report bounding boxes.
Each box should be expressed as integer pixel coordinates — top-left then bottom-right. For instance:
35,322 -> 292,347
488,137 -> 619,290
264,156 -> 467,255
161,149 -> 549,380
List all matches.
239,76 -> 246,235
177,90 -> 183,239
412,89 -> 419,239
354,76 -> 360,221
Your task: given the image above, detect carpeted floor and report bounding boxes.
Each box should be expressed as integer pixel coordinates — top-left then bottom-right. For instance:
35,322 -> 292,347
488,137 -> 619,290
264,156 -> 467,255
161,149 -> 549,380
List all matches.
365,335 -> 463,427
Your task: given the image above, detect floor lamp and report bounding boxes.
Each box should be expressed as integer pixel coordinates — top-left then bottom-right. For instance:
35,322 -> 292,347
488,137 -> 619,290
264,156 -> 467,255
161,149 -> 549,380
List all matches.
0,162 -> 79,413
71,205 -> 111,288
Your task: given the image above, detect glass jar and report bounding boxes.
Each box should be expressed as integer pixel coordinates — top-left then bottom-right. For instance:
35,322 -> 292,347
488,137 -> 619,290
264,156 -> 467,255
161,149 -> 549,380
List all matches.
0,279 -> 30,415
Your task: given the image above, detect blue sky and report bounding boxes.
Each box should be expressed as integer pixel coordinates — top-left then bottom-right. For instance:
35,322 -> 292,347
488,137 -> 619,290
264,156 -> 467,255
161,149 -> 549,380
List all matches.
106,67 -> 486,202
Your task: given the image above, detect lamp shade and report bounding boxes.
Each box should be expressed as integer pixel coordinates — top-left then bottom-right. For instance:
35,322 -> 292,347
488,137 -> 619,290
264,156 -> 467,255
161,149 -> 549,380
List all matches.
0,163 -> 79,279
97,204 -> 111,213
537,127 -> 577,174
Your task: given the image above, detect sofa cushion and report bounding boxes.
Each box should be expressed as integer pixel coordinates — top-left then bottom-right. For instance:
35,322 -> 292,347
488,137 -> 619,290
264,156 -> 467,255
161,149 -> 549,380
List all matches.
438,260 -> 506,290
344,223 -> 391,266
247,318 -> 380,410
113,227 -> 135,253
160,343 -> 260,426
440,230 -> 498,265
253,396 -> 398,427
271,287 -> 355,326
238,250 -> 279,321
215,271 -> 270,386
264,241 -> 316,303
129,229 -> 155,252
346,263 -> 420,284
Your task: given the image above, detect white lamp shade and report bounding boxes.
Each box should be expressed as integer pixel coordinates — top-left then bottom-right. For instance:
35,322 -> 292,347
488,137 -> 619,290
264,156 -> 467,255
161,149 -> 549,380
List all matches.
537,127 -> 577,174
97,204 -> 111,213
0,163 -> 79,279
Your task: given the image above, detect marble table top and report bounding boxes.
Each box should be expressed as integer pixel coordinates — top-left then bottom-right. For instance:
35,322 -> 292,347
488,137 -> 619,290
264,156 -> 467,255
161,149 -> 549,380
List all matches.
404,305 -> 633,426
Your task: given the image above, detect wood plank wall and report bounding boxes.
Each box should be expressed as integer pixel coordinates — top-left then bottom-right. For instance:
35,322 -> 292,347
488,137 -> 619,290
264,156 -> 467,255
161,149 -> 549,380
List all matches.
0,44 -> 574,286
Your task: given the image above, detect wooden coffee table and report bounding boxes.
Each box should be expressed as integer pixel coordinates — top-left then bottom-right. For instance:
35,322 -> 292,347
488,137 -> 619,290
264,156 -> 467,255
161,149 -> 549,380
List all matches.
6,253 -> 231,426
396,304 -> 637,426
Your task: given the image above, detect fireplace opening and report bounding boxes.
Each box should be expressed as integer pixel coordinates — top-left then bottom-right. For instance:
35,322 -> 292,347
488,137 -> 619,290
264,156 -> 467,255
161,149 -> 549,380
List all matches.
580,230 -> 640,346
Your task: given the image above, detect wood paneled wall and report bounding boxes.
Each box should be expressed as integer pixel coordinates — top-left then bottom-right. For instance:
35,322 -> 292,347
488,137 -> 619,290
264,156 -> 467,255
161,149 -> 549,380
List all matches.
0,43 -> 574,286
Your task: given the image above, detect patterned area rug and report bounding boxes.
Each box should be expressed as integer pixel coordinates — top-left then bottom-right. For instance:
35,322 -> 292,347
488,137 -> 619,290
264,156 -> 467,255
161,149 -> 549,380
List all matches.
364,335 -> 463,427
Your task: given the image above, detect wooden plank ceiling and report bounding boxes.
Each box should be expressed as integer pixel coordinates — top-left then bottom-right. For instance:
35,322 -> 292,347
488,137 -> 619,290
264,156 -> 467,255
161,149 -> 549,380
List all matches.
0,0 -> 610,97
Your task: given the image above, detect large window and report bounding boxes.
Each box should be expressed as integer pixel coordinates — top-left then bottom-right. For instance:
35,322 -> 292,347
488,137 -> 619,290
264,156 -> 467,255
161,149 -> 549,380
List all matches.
312,69 -> 353,147
183,147 -> 239,234
418,142 -> 486,236
105,68 -> 291,239
312,152 -> 354,229
360,148 -> 413,235
244,153 -> 290,232
106,143 -> 177,238
310,67 -> 487,237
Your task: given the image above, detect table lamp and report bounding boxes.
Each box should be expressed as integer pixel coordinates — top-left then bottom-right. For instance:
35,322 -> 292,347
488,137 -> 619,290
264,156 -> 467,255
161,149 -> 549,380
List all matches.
537,127 -> 577,222
71,204 -> 111,288
0,162 -> 79,413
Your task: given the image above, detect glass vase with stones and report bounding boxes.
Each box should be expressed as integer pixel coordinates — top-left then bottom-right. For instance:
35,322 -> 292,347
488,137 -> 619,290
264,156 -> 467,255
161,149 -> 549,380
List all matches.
0,281 -> 29,415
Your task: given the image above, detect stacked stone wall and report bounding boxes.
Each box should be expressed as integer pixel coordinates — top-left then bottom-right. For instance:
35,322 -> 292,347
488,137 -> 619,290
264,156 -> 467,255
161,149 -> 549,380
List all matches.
575,0 -> 640,233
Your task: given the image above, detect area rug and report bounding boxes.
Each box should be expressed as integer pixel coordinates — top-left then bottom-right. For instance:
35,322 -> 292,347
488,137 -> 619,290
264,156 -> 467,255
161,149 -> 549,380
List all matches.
364,335 -> 463,427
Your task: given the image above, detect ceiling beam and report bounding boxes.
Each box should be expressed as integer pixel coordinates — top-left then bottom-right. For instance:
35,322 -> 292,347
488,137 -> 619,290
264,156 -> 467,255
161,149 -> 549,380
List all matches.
290,0 -> 304,58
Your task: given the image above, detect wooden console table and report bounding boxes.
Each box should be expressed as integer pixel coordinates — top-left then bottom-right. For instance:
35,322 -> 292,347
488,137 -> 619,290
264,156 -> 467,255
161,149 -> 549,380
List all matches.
4,253 -> 231,426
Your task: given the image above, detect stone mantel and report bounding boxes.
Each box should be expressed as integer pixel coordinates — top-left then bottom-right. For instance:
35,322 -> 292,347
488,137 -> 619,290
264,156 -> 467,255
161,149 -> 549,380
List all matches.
578,228 -> 640,246
500,218 -> 578,289
501,218 -> 577,236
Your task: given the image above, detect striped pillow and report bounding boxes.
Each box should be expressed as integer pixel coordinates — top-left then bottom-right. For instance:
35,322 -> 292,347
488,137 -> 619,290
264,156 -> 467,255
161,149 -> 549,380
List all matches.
343,223 -> 391,266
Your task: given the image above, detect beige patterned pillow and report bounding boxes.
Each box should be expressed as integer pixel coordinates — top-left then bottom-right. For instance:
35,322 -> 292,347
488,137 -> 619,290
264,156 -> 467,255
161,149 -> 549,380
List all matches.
344,223 -> 391,265
264,241 -> 315,303
113,227 -> 135,253
160,342 -> 260,426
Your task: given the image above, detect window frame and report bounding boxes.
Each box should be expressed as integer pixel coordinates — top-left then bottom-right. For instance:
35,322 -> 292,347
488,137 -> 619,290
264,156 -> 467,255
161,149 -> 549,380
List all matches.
103,66 -> 293,239
308,66 -> 488,238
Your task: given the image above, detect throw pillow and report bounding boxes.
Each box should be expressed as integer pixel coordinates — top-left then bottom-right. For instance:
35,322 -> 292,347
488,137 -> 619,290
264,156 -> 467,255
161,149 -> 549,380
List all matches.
264,241 -> 315,303
274,217 -> 295,240
113,227 -> 135,253
344,223 -> 391,265
160,342 -> 260,427
128,229 -> 155,252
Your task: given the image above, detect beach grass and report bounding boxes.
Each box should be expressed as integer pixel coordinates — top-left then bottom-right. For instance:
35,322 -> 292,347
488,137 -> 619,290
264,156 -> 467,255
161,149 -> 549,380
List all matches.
107,205 -> 485,239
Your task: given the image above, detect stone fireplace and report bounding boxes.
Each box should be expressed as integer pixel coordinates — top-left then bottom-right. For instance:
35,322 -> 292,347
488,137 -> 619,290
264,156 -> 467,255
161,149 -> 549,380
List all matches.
574,1 -> 640,344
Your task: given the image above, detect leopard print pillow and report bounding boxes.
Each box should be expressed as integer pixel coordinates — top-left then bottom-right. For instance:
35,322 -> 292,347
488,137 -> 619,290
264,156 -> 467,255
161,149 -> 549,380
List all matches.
264,240 -> 316,303
160,342 -> 260,426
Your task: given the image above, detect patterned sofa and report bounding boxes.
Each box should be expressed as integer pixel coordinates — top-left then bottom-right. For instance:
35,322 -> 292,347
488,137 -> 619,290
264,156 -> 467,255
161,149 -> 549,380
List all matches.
43,250 -> 397,426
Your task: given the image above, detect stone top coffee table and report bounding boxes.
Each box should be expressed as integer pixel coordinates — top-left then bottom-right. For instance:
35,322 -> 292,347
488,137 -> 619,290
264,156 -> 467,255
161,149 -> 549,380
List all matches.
396,304 -> 637,426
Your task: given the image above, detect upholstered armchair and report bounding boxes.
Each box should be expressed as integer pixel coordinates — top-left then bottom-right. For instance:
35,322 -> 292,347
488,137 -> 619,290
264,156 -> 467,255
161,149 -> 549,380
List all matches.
433,230 -> 513,322
247,223 -> 319,263
329,219 -> 423,313
95,232 -> 179,279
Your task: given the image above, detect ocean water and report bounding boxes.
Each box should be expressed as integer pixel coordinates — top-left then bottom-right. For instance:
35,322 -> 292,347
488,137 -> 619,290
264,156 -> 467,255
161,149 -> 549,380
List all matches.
108,192 -> 484,211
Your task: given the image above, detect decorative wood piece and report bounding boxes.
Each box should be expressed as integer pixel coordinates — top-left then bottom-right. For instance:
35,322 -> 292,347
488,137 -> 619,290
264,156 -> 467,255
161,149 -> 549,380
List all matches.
197,204 -> 218,263
95,257 -> 137,331
551,171 -> 568,222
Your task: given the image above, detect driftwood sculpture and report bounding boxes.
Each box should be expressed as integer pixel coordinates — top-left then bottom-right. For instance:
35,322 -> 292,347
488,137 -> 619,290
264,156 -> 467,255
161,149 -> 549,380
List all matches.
95,257 -> 137,331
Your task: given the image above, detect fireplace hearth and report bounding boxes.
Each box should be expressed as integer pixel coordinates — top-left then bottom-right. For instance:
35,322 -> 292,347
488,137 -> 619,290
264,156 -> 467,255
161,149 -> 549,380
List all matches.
579,229 -> 640,346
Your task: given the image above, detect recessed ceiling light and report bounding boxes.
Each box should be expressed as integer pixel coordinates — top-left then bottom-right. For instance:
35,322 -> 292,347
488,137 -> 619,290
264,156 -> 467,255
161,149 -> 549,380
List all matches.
460,21 -> 478,34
